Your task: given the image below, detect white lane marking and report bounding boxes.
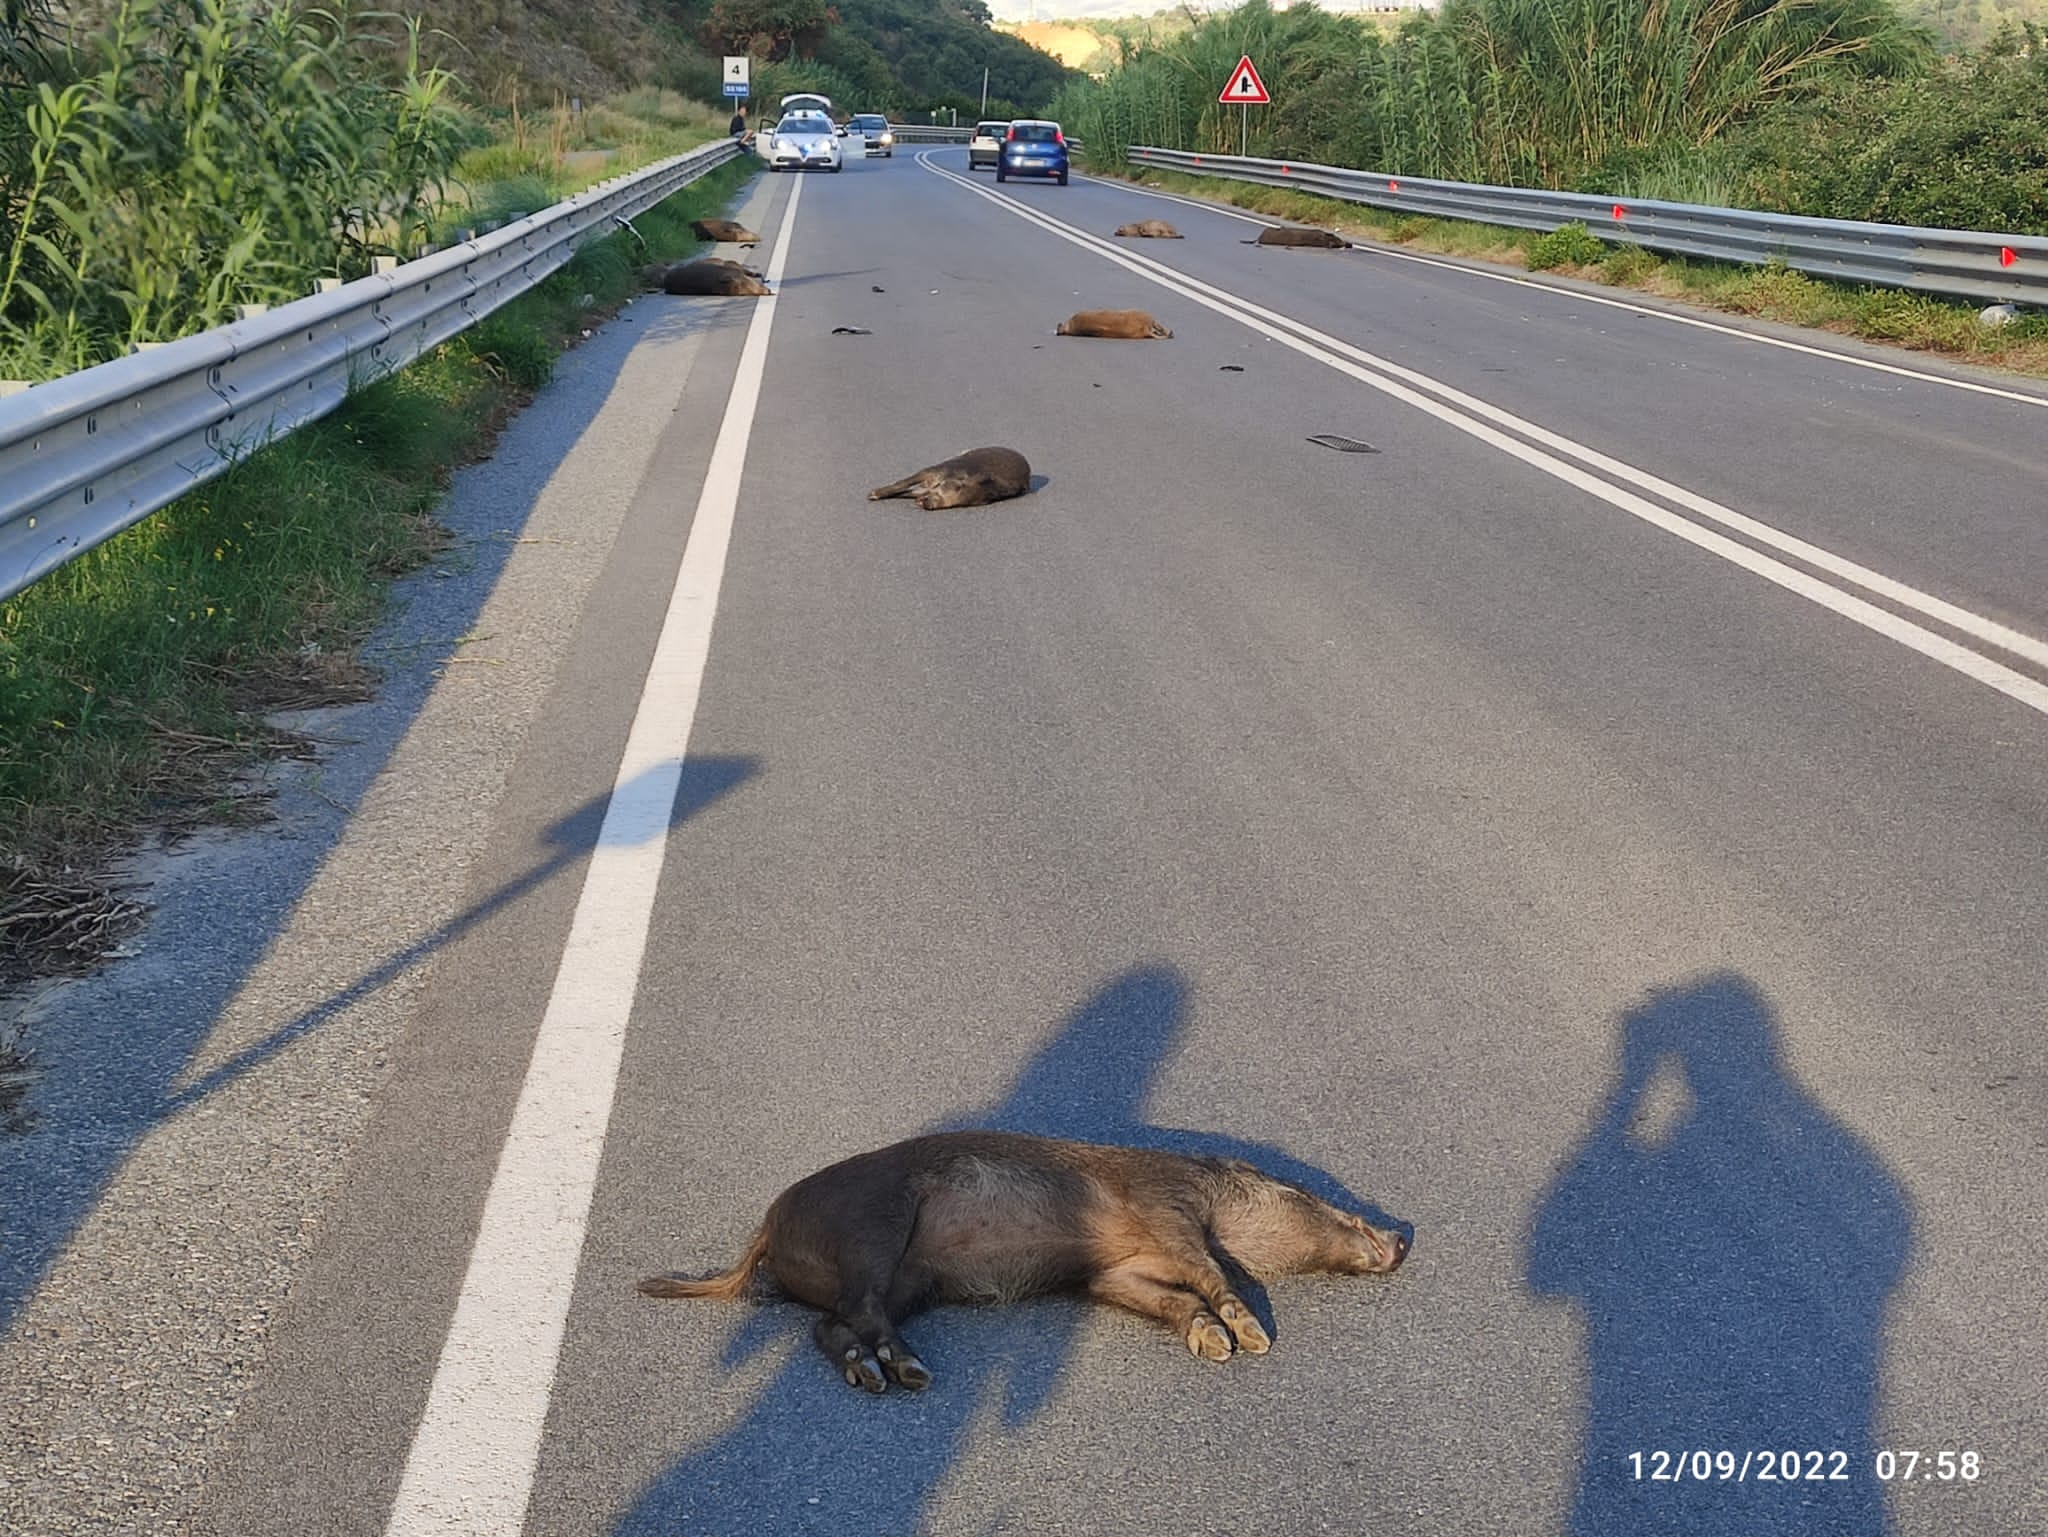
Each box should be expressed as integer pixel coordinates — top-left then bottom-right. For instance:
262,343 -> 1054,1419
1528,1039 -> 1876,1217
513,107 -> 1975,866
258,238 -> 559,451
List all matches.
928,154 -> 2048,670
1047,211 -> 2048,673
1085,165 -> 2048,411
919,153 -> 2048,718
383,176 -> 802,1537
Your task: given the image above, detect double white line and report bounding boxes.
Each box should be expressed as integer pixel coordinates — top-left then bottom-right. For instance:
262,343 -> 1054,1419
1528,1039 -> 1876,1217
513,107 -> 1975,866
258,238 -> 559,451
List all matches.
920,152 -> 2048,719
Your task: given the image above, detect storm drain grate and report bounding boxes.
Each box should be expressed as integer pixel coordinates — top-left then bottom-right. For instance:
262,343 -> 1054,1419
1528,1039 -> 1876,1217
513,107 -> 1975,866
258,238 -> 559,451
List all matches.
1305,434 -> 1381,454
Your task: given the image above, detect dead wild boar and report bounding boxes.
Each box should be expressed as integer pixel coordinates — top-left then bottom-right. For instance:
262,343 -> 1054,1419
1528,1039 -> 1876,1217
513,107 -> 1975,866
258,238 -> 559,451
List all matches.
1251,225 -> 1349,249
868,446 -> 1031,511
1113,219 -> 1183,238
661,259 -> 772,297
638,1130 -> 1409,1393
1055,308 -> 1172,339
690,218 -> 762,244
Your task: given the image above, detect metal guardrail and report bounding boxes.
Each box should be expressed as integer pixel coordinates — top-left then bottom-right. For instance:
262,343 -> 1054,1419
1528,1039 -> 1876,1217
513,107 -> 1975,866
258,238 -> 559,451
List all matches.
0,137 -> 744,602
886,126 -> 1087,153
1128,146 -> 2047,308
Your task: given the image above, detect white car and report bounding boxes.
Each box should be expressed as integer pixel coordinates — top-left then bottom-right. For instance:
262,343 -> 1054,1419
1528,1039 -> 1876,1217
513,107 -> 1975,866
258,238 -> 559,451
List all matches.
968,120 -> 1009,171
848,113 -> 894,157
766,113 -> 842,172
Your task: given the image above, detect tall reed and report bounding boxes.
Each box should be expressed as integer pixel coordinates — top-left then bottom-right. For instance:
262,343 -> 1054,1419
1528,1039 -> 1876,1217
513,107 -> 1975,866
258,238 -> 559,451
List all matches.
1056,0 -> 1931,191
0,0 -> 481,380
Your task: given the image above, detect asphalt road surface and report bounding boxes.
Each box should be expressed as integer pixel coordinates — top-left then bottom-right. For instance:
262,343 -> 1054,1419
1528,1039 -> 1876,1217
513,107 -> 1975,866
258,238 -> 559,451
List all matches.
4,147 -> 2047,1537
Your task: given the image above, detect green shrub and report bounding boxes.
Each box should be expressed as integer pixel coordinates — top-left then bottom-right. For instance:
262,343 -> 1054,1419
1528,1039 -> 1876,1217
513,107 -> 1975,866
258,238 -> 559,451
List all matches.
1722,260 -> 1836,323
663,52 -> 727,110
1600,244 -> 1662,284
454,141 -> 555,187
1527,222 -> 1606,269
467,312 -> 559,389
0,1 -> 483,376
462,172 -> 566,229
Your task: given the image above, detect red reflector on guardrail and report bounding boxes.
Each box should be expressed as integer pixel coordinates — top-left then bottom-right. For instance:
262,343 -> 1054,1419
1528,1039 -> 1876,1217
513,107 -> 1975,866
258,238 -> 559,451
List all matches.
1389,179 -> 1400,192
1281,165 -> 1291,175
2003,247 -> 2019,267
1613,203 -> 1628,220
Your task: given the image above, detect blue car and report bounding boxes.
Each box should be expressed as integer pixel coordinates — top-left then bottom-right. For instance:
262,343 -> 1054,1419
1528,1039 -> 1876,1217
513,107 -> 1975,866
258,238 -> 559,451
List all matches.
996,120 -> 1069,185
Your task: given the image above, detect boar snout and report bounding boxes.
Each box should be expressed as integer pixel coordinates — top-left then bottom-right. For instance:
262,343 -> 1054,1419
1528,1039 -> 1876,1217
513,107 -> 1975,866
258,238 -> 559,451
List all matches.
1345,1214 -> 1408,1274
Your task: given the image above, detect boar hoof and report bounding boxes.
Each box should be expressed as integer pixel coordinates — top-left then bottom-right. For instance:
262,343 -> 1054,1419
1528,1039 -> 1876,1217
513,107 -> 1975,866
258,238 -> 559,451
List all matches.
1218,1300 -> 1270,1355
1186,1313 -> 1234,1362
842,1346 -> 887,1393
885,1351 -> 934,1390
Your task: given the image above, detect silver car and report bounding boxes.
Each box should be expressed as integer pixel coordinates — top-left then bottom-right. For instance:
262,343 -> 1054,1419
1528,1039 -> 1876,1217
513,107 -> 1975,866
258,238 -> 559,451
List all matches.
848,113 -> 894,157
766,113 -> 842,172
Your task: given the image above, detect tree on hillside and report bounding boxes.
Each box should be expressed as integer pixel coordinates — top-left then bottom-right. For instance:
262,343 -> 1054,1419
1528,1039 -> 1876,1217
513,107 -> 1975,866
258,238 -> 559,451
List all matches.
703,0 -> 837,61
830,0 -> 1073,113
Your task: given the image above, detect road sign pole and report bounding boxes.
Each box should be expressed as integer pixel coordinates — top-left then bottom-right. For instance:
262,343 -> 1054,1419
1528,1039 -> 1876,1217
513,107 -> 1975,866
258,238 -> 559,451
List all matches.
1242,102 -> 1248,156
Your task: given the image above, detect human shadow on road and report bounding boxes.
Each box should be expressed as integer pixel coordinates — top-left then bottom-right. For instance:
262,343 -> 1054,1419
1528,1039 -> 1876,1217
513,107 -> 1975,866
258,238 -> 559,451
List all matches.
0,753 -> 755,1331
1528,974 -> 1910,1537
613,963 -> 1405,1537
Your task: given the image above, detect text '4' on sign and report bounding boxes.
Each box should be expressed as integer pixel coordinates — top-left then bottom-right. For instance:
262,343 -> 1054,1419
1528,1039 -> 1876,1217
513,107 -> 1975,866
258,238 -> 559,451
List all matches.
1219,55 -> 1270,105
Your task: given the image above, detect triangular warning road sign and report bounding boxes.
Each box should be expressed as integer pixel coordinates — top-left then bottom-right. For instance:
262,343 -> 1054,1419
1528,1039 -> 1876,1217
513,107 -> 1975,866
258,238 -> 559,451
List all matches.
1219,55 -> 1270,105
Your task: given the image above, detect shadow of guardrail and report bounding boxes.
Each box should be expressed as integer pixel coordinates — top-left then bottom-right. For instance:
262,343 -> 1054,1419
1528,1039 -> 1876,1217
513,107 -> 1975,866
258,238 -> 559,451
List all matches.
0,301 -> 737,1334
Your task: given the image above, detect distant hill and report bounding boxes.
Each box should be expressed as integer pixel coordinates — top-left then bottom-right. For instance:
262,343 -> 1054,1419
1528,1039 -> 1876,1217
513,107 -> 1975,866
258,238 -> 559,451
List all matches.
991,20 -> 1105,69
53,0 -> 678,102
996,19 -> 1113,71
814,0 -> 1078,114
1893,0 -> 2048,48
45,0 -> 1076,115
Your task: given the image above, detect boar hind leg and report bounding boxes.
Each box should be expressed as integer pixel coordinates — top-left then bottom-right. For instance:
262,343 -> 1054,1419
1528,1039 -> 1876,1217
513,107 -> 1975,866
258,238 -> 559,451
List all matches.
812,1239 -> 936,1393
868,471 -> 928,502
814,1310 -> 930,1393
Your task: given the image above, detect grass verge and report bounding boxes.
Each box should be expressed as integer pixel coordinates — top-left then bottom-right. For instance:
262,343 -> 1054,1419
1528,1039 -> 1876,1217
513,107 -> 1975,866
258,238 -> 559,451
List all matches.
0,154 -> 757,994
1114,167 -> 2048,378
444,88 -> 728,234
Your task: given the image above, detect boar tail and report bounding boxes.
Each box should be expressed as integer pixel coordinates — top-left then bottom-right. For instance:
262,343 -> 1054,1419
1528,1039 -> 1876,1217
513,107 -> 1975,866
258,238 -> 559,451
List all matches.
637,1226 -> 770,1302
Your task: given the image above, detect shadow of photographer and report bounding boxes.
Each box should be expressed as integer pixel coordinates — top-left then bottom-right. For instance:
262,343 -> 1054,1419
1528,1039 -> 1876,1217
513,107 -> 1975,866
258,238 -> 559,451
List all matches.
1529,973 -> 1911,1536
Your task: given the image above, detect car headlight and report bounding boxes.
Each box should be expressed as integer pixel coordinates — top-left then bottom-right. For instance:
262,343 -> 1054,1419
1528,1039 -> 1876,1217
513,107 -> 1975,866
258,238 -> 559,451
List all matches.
880,132 -> 893,144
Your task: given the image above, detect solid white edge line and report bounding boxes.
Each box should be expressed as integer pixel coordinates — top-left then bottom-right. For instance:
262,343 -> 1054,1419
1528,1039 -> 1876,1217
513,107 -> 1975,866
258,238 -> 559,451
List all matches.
382,174 -> 803,1537
1092,164 -> 2048,411
920,153 -> 2048,719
